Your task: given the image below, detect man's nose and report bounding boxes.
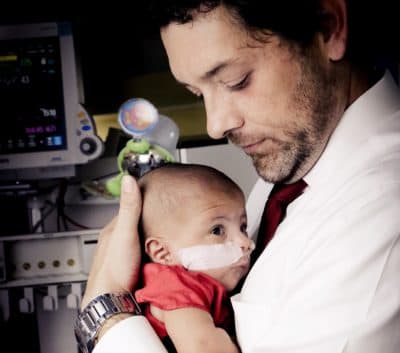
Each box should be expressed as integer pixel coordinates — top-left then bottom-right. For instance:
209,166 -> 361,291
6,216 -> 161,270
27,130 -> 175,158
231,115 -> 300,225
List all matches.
204,95 -> 242,139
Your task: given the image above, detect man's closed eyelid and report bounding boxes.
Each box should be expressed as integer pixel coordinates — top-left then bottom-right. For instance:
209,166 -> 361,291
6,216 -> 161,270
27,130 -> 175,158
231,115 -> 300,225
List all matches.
227,73 -> 250,90
224,74 -> 246,86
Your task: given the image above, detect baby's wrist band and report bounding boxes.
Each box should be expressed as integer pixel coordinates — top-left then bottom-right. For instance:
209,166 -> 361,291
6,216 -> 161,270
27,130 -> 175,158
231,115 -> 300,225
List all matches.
74,292 -> 142,353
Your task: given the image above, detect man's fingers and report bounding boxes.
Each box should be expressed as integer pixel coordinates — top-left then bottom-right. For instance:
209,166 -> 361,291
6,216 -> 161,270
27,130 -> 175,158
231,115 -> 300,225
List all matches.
98,217 -> 117,242
91,217 -> 117,267
114,175 -> 142,239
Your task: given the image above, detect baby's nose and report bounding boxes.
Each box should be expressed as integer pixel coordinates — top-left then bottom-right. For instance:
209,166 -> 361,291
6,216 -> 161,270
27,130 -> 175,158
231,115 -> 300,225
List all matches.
235,233 -> 255,254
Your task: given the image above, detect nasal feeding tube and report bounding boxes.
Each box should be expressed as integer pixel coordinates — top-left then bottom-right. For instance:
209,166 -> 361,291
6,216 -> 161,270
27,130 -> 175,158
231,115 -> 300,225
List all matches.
177,240 -> 255,271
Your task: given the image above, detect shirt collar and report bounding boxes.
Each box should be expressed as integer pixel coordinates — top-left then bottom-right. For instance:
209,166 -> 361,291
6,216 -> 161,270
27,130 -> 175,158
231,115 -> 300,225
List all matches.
304,70 -> 400,187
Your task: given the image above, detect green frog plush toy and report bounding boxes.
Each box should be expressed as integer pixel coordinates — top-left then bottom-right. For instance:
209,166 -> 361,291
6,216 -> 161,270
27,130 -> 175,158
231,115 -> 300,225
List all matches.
105,98 -> 179,197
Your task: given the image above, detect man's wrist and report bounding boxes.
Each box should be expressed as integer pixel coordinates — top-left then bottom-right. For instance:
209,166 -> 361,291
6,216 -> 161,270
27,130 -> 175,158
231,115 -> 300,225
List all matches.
95,313 -> 133,343
74,292 -> 142,353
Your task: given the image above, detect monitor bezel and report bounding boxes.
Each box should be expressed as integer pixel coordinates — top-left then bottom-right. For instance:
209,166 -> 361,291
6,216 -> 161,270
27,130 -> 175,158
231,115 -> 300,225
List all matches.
0,22 -> 88,173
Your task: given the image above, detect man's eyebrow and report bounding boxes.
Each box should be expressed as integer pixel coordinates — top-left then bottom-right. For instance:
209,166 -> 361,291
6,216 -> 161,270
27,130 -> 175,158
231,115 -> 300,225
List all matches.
175,59 -> 237,87
201,58 -> 239,81
201,61 -> 230,80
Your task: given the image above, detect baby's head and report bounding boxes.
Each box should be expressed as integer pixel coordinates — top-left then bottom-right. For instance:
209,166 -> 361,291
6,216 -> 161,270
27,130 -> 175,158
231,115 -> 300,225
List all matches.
138,163 -> 254,291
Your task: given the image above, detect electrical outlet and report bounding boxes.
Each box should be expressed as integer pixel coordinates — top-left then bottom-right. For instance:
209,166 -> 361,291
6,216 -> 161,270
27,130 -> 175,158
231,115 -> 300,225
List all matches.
0,229 -> 99,287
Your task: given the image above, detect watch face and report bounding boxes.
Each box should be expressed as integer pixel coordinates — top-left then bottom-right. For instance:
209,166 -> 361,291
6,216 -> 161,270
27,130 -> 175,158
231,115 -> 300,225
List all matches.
118,98 -> 159,137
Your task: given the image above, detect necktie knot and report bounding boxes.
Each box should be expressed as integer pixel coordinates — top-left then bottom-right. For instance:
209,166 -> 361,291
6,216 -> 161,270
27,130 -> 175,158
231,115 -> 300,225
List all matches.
271,179 -> 308,205
252,179 -> 307,264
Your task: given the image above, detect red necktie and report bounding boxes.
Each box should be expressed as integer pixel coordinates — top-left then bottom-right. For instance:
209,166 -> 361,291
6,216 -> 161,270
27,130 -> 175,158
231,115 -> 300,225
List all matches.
252,179 -> 307,262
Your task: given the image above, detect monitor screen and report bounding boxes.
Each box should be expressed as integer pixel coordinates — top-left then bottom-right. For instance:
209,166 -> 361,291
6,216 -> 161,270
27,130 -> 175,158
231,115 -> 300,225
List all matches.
0,22 -> 102,180
0,24 -> 67,154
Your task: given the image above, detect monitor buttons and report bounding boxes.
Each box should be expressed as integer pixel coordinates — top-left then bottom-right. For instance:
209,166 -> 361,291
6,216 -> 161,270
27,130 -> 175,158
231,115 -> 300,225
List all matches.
80,137 -> 97,155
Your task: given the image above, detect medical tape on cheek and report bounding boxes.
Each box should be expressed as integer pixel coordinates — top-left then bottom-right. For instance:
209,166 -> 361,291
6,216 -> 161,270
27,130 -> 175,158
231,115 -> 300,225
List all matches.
177,241 -> 244,271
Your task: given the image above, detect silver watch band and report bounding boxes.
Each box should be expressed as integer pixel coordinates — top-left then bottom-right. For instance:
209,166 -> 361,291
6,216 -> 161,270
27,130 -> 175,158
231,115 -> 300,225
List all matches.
74,292 -> 142,353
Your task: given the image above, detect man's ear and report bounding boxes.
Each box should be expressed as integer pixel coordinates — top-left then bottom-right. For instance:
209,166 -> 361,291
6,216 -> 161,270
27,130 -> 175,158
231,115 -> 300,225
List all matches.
145,237 -> 172,265
319,0 -> 348,61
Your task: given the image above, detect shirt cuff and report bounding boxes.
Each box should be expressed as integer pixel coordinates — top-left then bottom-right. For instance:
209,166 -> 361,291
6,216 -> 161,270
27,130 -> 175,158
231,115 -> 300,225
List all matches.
93,316 -> 168,353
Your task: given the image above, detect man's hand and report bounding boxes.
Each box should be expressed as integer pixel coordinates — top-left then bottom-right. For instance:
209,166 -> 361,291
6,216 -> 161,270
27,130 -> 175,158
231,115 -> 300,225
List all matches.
81,175 -> 142,309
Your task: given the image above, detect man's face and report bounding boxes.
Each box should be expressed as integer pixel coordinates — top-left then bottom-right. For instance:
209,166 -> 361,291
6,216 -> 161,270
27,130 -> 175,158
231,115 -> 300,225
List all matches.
161,6 -> 345,183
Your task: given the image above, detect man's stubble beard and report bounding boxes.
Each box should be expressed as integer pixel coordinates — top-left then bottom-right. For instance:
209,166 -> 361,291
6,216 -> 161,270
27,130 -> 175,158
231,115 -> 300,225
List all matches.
232,54 -> 339,184
250,131 -> 310,183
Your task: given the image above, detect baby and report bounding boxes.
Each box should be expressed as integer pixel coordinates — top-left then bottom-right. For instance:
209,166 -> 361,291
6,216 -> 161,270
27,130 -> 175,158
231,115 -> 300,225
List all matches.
134,163 -> 254,353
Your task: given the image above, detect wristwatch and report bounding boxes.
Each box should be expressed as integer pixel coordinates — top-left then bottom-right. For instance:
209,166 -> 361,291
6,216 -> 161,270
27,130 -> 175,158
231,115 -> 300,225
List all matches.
74,292 -> 142,353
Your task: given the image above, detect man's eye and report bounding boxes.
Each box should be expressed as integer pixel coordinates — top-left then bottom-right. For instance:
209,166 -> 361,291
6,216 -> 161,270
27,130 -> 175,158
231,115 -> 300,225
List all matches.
227,73 -> 251,91
211,225 -> 225,236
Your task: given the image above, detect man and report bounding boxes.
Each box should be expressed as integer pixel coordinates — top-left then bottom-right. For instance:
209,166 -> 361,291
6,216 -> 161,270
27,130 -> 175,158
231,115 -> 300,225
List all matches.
76,1 -> 400,352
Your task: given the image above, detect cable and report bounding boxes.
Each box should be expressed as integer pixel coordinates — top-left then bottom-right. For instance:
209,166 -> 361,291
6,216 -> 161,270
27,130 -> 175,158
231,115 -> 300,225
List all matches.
31,202 -> 57,233
63,214 -> 90,230
55,179 -> 68,232
30,177 -> 94,232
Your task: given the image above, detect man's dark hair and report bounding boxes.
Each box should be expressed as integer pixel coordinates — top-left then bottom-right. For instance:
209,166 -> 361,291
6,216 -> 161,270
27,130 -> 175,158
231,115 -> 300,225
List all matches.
148,0 -> 399,70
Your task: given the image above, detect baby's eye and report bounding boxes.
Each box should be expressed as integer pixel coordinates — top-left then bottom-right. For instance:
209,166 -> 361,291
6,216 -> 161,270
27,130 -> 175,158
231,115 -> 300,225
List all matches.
240,222 -> 248,234
211,225 -> 225,236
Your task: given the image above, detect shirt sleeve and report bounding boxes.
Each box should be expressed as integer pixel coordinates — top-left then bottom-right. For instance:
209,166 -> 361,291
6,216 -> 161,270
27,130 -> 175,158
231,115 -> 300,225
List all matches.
135,264 -> 219,313
93,316 -> 168,353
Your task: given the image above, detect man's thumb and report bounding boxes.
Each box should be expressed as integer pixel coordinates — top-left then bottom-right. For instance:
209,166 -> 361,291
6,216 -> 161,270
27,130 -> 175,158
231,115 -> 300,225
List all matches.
115,175 -> 142,236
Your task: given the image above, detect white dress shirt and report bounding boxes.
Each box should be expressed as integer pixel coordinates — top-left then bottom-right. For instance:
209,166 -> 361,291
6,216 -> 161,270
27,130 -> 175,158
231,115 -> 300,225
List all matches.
94,71 -> 400,353
233,70 -> 400,353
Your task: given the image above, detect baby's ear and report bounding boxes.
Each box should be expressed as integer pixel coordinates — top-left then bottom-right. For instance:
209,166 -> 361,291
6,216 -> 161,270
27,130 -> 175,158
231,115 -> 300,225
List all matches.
145,237 -> 172,265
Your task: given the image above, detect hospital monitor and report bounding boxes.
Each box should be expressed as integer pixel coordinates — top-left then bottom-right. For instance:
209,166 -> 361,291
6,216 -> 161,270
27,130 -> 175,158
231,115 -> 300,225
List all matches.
0,22 -> 103,181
